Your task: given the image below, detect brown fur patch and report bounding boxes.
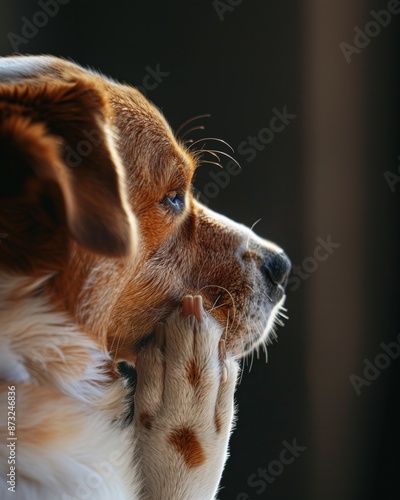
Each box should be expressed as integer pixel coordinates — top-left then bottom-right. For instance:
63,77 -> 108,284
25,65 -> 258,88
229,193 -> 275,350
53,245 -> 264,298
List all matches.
185,359 -> 202,389
0,54 -> 273,362
168,427 -> 206,468
139,412 -> 153,430
0,74 -> 136,270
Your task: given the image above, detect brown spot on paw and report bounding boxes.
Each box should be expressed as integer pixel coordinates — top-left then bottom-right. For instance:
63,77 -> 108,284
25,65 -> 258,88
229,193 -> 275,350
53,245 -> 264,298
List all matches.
185,359 -> 202,389
139,412 -> 153,430
168,426 -> 206,468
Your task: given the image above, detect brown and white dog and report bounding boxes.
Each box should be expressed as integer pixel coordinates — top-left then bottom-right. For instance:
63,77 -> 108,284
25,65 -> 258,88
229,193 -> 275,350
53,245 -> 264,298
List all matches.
0,55 -> 290,499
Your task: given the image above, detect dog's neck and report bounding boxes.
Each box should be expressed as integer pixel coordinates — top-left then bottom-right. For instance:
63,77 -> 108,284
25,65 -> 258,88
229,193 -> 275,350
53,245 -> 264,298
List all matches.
0,270 -> 129,424
48,245 -> 135,351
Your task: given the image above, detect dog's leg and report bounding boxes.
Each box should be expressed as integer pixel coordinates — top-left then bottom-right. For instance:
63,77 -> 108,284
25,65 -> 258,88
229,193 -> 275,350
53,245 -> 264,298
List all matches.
133,295 -> 239,500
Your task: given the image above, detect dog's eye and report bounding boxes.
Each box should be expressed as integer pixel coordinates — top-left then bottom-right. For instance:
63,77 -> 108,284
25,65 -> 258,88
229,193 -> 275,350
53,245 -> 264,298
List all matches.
163,190 -> 185,214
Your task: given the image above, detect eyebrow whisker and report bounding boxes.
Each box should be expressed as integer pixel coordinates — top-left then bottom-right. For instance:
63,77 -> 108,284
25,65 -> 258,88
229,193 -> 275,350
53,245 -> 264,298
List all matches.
205,149 -> 241,169
175,113 -> 211,137
195,149 -> 222,162
188,137 -> 235,153
198,160 -> 224,169
181,125 -> 206,140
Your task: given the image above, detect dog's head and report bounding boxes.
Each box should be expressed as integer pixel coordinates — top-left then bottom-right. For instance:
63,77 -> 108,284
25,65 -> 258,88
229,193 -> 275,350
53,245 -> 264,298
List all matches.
0,55 -> 290,360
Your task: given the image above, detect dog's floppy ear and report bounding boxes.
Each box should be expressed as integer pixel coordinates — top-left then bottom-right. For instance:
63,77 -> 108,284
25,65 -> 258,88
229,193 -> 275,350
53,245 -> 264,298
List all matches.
0,76 -> 137,264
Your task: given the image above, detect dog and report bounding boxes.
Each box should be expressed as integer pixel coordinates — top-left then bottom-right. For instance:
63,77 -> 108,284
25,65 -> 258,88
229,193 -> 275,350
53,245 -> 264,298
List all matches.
0,55 -> 291,499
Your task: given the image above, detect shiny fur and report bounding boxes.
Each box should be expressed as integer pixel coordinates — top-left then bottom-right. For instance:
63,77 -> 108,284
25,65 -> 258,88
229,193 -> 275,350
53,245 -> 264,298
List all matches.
0,55 -> 289,499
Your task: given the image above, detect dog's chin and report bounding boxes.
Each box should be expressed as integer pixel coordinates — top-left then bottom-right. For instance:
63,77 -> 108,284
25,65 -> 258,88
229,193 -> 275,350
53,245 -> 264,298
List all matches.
229,294 -> 287,359
132,292 -> 287,360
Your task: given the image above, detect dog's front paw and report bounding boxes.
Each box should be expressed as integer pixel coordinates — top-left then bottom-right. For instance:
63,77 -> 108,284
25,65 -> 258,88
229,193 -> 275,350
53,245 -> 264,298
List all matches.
133,295 -> 239,500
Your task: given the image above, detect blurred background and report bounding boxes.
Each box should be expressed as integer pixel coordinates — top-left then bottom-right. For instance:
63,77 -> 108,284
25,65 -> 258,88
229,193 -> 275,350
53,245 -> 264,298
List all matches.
1,1 -> 399,498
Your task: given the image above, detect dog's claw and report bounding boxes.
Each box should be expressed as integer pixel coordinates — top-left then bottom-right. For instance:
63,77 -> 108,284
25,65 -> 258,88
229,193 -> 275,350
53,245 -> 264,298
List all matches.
193,295 -> 203,323
181,295 -> 193,318
181,295 -> 203,323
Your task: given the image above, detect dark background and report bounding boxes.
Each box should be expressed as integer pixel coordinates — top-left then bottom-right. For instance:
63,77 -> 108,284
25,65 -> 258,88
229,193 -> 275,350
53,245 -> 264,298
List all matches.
1,1 -> 399,499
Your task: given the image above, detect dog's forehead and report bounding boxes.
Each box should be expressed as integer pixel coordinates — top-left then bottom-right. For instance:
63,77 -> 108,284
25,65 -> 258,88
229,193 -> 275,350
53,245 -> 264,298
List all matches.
105,82 -> 196,182
107,83 -> 173,145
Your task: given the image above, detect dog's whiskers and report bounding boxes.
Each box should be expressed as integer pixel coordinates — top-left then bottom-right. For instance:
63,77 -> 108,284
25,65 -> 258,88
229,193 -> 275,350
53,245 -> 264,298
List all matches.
187,137 -> 235,153
175,113 -> 211,138
209,302 -> 229,313
262,335 -> 269,364
196,284 -> 237,327
194,149 -> 222,162
249,349 -> 254,373
201,149 -> 241,169
210,294 -> 221,311
208,295 -> 228,314
181,125 -> 206,140
193,146 -> 225,170
198,160 -> 224,169
278,310 -> 289,321
246,218 -> 262,249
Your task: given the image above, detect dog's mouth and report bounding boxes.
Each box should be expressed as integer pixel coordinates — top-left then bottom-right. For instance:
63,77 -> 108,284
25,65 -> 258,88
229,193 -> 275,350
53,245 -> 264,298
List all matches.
133,278 -> 288,359
187,253 -> 290,358
206,287 -> 288,358
241,294 -> 288,356
126,211 -> 291,361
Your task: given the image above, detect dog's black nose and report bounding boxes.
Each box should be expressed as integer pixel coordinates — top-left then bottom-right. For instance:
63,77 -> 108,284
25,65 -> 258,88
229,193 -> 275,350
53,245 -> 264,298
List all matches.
263,251 -> 291,287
